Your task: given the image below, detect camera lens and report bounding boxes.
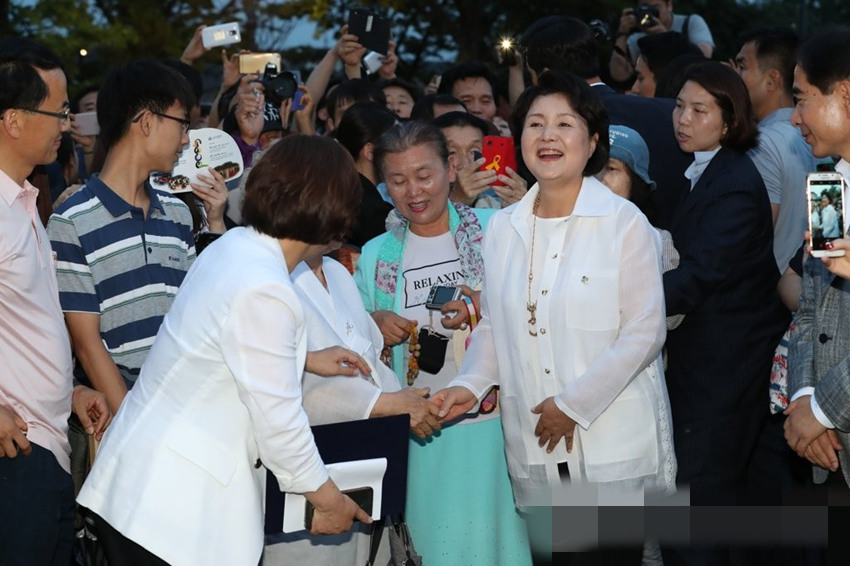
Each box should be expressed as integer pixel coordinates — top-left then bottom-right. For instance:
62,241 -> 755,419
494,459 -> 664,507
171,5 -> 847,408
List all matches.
263,72 -> 297,106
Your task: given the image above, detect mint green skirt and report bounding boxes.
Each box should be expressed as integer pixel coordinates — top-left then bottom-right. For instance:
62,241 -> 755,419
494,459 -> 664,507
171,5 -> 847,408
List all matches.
405,417 -> 532,565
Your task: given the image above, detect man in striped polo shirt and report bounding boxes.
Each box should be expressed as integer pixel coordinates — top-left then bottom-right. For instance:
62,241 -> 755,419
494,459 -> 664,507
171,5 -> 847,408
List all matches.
48,61 -> 198,415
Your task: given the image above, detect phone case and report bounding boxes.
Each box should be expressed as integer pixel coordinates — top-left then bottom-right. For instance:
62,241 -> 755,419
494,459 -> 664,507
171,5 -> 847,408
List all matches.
348,9 -> 391,55
238,53 -> 281,75
201,22 -> 241,49
74,111 -> 99,136
481,136 -> 517,187
417,327 -> 449,374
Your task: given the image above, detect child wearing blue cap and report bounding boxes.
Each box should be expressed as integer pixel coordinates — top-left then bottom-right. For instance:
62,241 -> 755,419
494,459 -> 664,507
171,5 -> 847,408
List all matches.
598,125 -> 684,327
596,124 -> 657,224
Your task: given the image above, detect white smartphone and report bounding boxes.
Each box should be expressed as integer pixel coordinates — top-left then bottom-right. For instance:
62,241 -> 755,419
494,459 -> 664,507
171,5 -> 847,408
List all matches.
74,111 -> 99,136
807,171 -> 846,257
201,22 -> 242,49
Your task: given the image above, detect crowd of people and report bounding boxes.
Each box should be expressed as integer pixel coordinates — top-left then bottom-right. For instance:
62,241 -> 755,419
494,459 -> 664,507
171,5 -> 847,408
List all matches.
3,1 -> 850,565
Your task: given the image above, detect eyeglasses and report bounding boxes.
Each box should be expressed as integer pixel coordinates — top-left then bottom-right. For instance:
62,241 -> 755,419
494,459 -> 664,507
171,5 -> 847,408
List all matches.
23,106 -> 71,125
132,110 -> 190,133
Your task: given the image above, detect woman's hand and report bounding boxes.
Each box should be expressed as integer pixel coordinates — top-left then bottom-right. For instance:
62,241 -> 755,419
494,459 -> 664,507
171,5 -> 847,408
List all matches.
373,387 -> 442,438
430,386 -> 478,423
292,85 -> 316,135
191,168 -> 229,234
305,346 -> 371,377
306,479 -> 372,536
492,167 -> 528,207
531,397 -> 577,454
453,157 -> 497,205
439,285 -> 478,330
371,310 -> 414,347
71,385 -> 112,441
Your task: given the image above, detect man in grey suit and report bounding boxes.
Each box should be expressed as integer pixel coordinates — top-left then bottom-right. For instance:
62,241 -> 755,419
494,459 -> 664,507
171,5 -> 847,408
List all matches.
785,27 -> 850,487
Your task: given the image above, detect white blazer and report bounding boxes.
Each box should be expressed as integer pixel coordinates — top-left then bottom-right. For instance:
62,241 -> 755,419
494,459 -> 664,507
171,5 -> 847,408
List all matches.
452,179 -> 676,507
77,227 -> 329,566
293,258 -> 401,425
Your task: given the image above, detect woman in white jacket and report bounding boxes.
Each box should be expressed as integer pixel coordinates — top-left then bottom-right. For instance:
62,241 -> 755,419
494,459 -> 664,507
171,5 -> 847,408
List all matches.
433,71 -> 676,562
77,136 -> 371,566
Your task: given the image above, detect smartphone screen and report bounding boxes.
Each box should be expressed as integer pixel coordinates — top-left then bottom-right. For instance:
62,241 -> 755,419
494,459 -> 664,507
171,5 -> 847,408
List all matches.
481,136 -> 517,187
808,172 -> 845,255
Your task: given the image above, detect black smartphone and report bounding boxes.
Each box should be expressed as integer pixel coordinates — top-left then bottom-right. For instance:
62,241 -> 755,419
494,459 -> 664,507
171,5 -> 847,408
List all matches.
304,486 -> 374,530
348,8 -> 391,55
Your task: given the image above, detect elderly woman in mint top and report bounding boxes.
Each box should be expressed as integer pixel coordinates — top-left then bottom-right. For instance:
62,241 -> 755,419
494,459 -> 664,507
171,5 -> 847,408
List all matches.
354,121 -> 531,566
433,71 -> 675,563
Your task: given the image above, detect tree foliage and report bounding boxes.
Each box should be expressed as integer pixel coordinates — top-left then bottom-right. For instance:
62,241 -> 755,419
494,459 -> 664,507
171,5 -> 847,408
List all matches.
4,0 -> 850,93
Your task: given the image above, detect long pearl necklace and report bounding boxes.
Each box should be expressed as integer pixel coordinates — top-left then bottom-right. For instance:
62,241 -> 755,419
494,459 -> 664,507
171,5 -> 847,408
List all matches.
527,194 -> 541,337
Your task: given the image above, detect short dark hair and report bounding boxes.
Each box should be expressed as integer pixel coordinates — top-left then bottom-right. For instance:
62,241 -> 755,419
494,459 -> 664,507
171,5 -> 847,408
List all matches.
373,121 -> 449,182
97,60 -> 196,148
334,101 -> 397,160
432,111 -> 490,139
797,27 -> 850,95
72,84 -> 100,113
511,70 -> 609,177
326,79 -> 386,125
0,38 -> 64,115
410,93 -> 467,121
681,62 -> 759,152
521,16 -> 600,79
241,134 -> 362,243
739,28 -> 799,97
437,61 -> 496,98
637,32 -> 702,79
160,58 -> 204,104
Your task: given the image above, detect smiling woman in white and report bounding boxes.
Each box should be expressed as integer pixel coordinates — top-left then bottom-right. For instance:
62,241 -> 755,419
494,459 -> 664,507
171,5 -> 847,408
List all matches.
76,136 -> 371,566
434,72 -> 676,563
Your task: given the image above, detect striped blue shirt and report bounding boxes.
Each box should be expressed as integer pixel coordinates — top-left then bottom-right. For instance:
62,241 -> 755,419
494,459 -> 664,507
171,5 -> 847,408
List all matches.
47,175 -> 196,384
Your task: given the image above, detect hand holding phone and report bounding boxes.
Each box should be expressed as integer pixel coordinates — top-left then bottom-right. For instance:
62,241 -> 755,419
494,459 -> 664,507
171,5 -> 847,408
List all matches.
73,112 -> 99,136
481,136 -> 517,187
202,22 -> 242,49
347,8 -> 391,55
807,171 -> 846,257
425,285 -> 463,311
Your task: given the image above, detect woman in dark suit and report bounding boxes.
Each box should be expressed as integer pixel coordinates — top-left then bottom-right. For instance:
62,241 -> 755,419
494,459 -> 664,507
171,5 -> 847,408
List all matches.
663,61 -> 788,511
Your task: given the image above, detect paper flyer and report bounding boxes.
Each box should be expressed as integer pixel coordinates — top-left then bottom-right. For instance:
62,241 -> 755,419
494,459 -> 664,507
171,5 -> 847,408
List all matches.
149,128 -> 244,193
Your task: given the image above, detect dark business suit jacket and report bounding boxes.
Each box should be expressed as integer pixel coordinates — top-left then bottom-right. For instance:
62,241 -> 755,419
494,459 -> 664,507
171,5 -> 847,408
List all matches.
662,148 -> 788,495
592,84 -> 693,230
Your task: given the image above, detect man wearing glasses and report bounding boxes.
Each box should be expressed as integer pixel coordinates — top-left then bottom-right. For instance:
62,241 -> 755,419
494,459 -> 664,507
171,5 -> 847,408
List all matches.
47,61 -> 198,416
0,38 -> 111,565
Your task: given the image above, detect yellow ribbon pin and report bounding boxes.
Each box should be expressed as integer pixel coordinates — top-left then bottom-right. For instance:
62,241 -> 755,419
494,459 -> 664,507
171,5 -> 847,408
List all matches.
484,154 -> 501,172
